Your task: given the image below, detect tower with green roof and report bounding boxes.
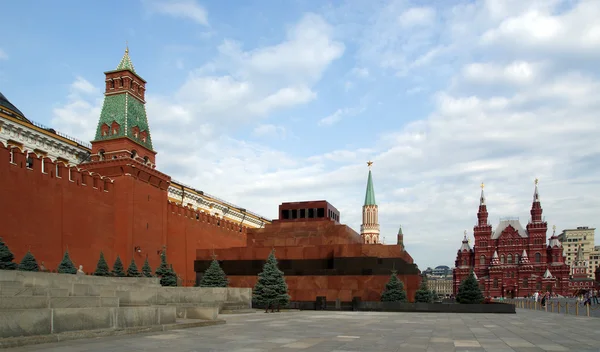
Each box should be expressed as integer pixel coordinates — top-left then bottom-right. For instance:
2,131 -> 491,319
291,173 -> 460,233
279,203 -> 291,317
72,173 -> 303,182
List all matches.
360,161 -> 380,244
88,46 -> 156,166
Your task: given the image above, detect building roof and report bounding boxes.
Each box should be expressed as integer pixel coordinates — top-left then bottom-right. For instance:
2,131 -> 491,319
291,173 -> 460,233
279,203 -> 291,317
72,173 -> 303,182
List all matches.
116,47 -> 136,73
0,92 -> 27,120
364,169 -> 376,206
491,219 -> 528,239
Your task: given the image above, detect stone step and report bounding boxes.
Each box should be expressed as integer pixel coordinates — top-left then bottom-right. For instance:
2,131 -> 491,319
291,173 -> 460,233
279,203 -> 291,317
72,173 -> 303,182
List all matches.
219,309 -> 257,315
0,296 -> 120,309
32,288 -> 69,297
0,281 -> 32,296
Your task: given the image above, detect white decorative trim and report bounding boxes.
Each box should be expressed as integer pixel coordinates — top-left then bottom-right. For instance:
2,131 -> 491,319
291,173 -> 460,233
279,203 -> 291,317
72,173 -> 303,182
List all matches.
0,116 -> 89,165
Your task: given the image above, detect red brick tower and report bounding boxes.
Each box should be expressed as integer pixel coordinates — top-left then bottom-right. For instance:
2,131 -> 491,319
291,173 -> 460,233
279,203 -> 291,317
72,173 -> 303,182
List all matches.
526,179 -> 548,268
473,183 -> 493,274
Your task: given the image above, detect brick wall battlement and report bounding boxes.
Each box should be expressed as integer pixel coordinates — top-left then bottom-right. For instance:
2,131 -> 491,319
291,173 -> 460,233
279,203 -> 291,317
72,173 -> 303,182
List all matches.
167,201 -> 248,235
0,143 -> 114,192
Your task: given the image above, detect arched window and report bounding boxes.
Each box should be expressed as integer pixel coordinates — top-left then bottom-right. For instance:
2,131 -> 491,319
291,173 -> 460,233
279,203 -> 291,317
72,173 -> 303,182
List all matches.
523,278 -> 528,288
462,259 -> 467,266
131,150 -> 137,159
493,278 -> 498,288
143,156 -> 149,164
535,253 -> 541,263
536,281 -> 542,290
500,255 -> 505,264
98,150 -> 105,161
480,255 -> 486,265
515,254 -> 520,263
508,240 -> 512,246
507,254 -> 513,264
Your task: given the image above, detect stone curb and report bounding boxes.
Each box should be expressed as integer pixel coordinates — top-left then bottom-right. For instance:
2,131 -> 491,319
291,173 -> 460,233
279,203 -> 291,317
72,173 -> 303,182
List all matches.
0,319 -> 226,349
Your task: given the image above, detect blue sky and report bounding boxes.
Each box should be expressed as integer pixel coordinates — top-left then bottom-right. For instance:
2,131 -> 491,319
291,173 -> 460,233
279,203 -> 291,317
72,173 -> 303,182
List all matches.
2,0 -> 600,269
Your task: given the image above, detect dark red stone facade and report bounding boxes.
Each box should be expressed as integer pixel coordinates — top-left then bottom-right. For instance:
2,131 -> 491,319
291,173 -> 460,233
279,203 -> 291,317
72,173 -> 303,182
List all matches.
453,184 -> 571,298
196,201 -> 422,302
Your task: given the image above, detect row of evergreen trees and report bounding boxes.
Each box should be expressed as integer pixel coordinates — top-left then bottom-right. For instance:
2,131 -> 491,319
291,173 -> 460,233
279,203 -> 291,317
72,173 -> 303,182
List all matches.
379,270 -> 483,304
0,238 -> 178,286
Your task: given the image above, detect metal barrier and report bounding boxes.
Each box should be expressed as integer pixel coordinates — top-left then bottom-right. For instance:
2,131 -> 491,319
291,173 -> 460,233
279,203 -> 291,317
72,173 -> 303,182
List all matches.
501,298 -> 599,318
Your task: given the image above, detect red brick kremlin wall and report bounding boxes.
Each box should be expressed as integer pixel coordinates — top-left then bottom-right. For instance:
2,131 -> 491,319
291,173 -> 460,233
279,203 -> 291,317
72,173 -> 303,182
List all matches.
0,143 -> 247,285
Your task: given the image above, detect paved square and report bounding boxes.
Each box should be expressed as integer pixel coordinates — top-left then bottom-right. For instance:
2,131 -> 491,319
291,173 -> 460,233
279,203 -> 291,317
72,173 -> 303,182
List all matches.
6,309 -> 600,352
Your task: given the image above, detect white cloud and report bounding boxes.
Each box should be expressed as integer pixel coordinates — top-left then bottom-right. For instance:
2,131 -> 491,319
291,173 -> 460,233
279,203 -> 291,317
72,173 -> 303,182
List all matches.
318,105 -> 365,126
351,67 -> 370,78
51,77 -> 101,141
253,124 -> 286,139
0,48 -> 7,60
142,0 -> 209,26
398,7 -> 436,28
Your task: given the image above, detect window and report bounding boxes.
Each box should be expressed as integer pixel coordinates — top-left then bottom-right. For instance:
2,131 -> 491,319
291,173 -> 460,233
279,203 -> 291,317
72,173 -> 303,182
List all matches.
535,253 -> 541,263
143,156 -> 149,164
98,150 -> 105,161
493,278 -> 498,288
515,254 -> 520,263
26,153 -> 33,168
507,254 -> 513,264
130,150 -> 137,159
523,278 -> 528,288
480,255 -> 486,265
500,255 -> 505,264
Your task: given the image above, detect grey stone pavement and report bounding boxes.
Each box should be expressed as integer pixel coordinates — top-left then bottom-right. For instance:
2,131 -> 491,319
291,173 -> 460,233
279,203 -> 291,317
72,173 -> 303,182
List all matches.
6,309 -> 600,352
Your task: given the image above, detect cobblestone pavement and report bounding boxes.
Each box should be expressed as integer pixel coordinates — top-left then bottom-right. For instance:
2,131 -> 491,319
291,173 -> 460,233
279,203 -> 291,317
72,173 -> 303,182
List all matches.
7,309 -> 600,352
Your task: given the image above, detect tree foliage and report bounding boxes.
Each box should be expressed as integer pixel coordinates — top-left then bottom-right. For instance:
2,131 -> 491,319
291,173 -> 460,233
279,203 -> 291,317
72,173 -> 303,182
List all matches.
111,255 -> 125,277
0,237 -> 17,270
253,250 -> 290,311
58,250 -> 77,274
414,275 -> 433,303
456,271 -> 484,304
380,270 -> 407,302
127,258 -> 141,277
93,252 -> 111,276
199,258 -> 228,287
18,251 -> 39,272
141,257 -> 153,277
155,249 -> 177,286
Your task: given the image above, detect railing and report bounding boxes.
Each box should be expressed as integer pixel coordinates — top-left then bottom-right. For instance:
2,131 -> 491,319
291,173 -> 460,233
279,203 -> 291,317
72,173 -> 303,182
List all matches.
29,120 -> 92,149
501,298 -> 600,318
171,179 -> 271,221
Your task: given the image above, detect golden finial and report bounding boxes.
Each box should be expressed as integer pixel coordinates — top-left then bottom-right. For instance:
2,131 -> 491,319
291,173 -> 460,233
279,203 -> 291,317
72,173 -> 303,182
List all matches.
367,161 -> 373,169
480,182 -> 485,190
534,178 -> 538,185
125,41 -> 129,54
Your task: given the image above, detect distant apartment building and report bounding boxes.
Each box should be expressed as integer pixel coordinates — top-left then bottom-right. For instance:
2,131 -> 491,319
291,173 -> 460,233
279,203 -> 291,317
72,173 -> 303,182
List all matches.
557,226 -> 599,279
425,265 -> 452,297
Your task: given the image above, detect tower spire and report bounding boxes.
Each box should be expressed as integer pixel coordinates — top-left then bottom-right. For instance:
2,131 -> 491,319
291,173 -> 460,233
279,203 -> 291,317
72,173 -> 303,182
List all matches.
480,182 -> 485,205
530,178 -> 543,223
360,161 -> 380,244
397,225 -> 404,250
88,46 -> 155,166
476,182 -> 489,227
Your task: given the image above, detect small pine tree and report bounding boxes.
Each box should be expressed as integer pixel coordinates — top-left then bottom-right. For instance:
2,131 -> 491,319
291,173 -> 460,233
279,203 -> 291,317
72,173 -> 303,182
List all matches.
111,255 -> 125,277
57,250 -> 76,274
18,250 -> 39,272
381,270 -> 407,302
0,237 -> 17,270
414,275 -> 433,303
253,250 -> 290,312
93,251 -> 111,276
430,289 -> 438,302
126,258 -> 141,277
141,257 -> 153,277
456,271 -> 484,304
199,257 -> 228,287
155,249 -> 170,278
160,264 -> 178,287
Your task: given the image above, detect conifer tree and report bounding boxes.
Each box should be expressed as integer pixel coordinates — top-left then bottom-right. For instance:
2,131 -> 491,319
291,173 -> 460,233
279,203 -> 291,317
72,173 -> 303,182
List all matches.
199,257 -> 228,287
141,257 -> 153,277
380,270 -> 407,302
111,255 -> 125,277
414,275 -> 433,303
57,249 -> 76,274
18,250 -> 39,271
0,237 -> 17,270
430,289 -> 438,302
456,271 -> 484,304
93,251 -> 111,276
160,264 -> 178,286
155,248 -> 170,278
126,258 -> 141,277
253,250 -> 290,312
